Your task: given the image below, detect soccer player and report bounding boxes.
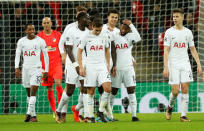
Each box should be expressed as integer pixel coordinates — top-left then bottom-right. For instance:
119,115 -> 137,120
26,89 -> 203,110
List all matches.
55,12 -> 89,123
111,19 -> 141,122
78,17 -> 112,123
37,17 -> 63,116
15,23 -> 49,122
59,6 -> 87,64
163,8 -> 202,122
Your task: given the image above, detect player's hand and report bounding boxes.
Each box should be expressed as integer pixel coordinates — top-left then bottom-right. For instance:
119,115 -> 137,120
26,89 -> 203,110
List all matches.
111,66 -> 117,77
76,66 -> 80,75
197,65 -> 202,76
61,53 -> 66,64
79,66 -> 86,77
43,72 -> 48,81
132,60 -> 136,67
15,68 -> 21,78
163,66 -> 169,78
123,19 -> 132,26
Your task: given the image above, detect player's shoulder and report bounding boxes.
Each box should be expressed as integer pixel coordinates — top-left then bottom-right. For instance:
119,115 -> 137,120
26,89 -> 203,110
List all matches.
37,31 -> 44,36
52,30 -> 61,36
36,36 -> 46,43
17,36 -> 27,44
114,27 -> 120,33
165,27 -> 174,33
183,26 -> 193,34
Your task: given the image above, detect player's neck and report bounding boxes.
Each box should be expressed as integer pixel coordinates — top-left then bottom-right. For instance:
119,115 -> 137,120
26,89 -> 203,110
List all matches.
78,24 -> 86,31
174,24 -> 183,30
27,35 -> 35,40
107,23 -> 115,30
44,29 -> 52,35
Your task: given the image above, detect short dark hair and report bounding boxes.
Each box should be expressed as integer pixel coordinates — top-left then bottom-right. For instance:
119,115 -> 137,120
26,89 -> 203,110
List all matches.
24,23 -> 34,31
88,8 -> 100,22
108,8 -> 119,16
93,17 -> 103,27
76,12 -> 88,21
173,8 -> 184,15
76,6 -> 87,13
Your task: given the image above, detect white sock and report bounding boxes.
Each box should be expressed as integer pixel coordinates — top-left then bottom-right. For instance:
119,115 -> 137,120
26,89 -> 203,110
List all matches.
181,94 -> 189,117
99,92 -> 110,113
169,92 -> 177,108
76,93 -> 83,111
61,102 -> 68,113
26,96 -> 30,104
83,94 -> 89,118
79,107 -> 84,116
105,99 -> 113,119
27,96 -> 36,116
110,94 -> 115,109
87,94 -> 94,118
56,92 -> 69,112
128,93 -> 137,117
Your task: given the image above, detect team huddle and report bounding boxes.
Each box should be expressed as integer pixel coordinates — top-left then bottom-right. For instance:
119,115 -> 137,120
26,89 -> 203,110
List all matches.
14,7 -> 202,123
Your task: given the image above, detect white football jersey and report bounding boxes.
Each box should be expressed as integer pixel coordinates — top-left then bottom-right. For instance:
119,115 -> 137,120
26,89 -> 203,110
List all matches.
113,24 -> 141,70
15,36 -> 49,72
58,22 -> 78,54
64,25 -> 89,65
102,24 -> 120,68
164,26 -> 194,65
78,30 -> 110,66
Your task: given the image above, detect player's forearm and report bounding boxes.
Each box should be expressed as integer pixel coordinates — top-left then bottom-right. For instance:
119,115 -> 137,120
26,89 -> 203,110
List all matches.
129,24 -> 141,42
15,49 -> 21,68
77,49 -> 83,67
59,37 -> 65,54
111,41 -> 117,66
42,48 -> 49,72
65,45 -> 76,63
190,46 -> 201,67
163,46 -> 169,67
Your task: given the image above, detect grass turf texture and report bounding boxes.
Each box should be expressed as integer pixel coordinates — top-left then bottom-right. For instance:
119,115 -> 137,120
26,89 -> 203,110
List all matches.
0,113 -> 203,131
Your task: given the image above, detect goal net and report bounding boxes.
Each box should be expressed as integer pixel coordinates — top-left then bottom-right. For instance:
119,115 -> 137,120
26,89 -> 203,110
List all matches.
0,0 -> 203,114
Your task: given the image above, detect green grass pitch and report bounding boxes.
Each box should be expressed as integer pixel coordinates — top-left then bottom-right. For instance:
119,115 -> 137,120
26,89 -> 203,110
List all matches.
0,113 -> 203,131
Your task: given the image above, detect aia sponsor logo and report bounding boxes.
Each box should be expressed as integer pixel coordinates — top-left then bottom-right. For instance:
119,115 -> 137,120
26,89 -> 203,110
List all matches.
173,42 -> 186,48
116,43 -> 128,49
90,45 -> 103,51
24,51 -> 36,56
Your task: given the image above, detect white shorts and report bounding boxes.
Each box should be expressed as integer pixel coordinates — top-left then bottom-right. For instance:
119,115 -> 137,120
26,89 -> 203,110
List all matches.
112,67 -> 136,88
22,67 -> 42,88
169,62 -> 193,85
84,65 -> 111,87
65,64 -> 83,85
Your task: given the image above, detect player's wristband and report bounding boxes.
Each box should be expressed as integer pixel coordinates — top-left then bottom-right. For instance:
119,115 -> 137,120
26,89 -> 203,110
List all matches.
72,62 -> 79,68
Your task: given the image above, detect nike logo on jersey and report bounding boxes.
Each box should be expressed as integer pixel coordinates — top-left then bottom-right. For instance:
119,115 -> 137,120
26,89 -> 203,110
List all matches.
116,43 -> 128,49
173,42 -> 186,48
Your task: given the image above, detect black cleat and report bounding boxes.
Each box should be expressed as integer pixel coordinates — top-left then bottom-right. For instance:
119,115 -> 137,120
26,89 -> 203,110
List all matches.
24,114 -> 31,122
132,117 -> 139,122
112,118 -> 119,122
87,117 -> 96,123
180,116 -> 191,122
98,111 -> 107,123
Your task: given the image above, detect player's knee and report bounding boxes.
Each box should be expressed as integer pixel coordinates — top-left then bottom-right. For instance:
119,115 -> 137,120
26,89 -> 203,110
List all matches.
47,86 -> 53,91
66,84 -> 75,96
127,87 -> 135,94
98,86 -> 104,95
87,88 -> 95,95
55,83 -> 61,87
83,87 -> 87,94
172,90 -> 179,97
111,87 -> 118,95
181,88 -> 189,94
104,87 -> 111,93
